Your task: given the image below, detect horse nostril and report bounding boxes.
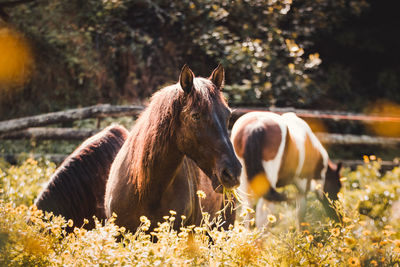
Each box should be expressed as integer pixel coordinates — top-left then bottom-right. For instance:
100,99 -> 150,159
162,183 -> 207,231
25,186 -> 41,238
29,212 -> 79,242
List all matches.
221,168 -> 240,188
222,169 -> 232,180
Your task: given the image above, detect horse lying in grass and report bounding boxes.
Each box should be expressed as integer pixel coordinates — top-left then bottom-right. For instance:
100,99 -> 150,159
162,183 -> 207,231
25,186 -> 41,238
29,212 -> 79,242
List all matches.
105,64 -> 242,233
231,111 -> 342,226
34,125 -> 128,230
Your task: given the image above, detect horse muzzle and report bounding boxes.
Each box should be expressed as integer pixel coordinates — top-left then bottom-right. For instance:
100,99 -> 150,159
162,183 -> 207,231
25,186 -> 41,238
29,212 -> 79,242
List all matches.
221,168 -> 240,188
216,159 -> 241,191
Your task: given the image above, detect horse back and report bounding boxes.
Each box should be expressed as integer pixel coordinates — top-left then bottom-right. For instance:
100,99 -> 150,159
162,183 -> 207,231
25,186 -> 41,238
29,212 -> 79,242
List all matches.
34,125 -> 128,229
281,113 -> 327,181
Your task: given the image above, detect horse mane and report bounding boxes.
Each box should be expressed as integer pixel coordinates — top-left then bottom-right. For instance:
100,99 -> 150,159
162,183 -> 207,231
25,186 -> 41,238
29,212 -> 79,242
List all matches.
34,125 -> 128,228
125,77 -> 222,197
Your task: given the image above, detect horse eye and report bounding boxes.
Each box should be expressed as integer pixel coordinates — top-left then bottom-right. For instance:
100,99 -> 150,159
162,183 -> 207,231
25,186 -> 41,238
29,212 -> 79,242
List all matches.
191,113 -> 201,121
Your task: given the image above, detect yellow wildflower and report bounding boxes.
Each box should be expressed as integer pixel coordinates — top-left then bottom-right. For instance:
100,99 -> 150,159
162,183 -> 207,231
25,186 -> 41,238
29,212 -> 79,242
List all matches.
240,210 -> 248,218
341,247 -> 351,253
267,214 -> 276,223
196,190 -> 206,199
330,228 -> 340,237
344,237 -> 356,246
362,230 -> 371,236
169,210 -> 177,215
379,241 -> 389,246
246,207 -> 255,213
348,257 -> 360,266
302,230 -> 310,235
359,221 -> 367,226
342,217 -> 352,223
306,235 -> 314,243
370,260 -> 378,266
383,230 -> 394,236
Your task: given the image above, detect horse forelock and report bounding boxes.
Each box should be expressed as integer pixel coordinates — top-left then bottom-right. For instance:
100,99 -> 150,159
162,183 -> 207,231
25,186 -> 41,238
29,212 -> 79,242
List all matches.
184,77 -> 222,112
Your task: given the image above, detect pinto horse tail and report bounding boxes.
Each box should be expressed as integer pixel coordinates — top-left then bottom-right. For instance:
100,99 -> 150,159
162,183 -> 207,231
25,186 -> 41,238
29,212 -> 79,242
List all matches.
34,125 -> 129,231
243,126 -> 286,202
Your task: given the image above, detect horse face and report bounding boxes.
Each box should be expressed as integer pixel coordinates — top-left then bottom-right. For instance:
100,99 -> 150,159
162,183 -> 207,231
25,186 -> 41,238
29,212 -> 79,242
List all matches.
324,162 -> 342,200
176,65 -> 242,192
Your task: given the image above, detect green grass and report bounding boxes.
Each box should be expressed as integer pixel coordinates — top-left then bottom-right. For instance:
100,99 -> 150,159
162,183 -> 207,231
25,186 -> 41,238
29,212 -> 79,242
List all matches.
0,157 -> 399,266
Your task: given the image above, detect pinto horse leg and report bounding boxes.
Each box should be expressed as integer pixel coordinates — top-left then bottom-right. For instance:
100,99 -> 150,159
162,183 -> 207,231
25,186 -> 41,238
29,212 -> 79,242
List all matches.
296,177 -> 311,228
296,193 -> 307,228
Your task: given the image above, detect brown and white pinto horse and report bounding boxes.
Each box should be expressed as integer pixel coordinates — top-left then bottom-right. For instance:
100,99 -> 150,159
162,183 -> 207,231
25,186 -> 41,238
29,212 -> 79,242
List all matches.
35,125 -> 129,230
104,65 -> 241,233
231,111 -> 342,225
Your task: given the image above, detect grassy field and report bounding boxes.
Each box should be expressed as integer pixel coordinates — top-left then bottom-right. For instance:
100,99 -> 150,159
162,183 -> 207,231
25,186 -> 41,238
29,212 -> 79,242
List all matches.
0,156 -> 399,266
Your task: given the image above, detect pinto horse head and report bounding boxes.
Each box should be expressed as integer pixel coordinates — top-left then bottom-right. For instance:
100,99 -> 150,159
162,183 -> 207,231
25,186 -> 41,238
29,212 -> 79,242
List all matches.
175,64 -> 242,192
324,161 -> 343,201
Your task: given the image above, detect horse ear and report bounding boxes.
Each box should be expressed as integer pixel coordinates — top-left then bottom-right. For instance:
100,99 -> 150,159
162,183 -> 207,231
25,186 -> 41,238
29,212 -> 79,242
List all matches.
179,64 -> 194,94
209,64 -> 225,90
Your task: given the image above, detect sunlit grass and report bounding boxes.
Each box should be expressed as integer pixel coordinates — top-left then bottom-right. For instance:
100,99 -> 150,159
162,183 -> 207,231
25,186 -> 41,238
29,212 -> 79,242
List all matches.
1,157 -> 400,266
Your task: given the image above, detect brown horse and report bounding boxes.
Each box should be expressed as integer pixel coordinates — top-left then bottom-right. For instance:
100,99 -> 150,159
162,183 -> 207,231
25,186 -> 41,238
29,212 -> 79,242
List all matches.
104,65 -> 242,232
34,125 -> 128,230
231,112 -> 342,225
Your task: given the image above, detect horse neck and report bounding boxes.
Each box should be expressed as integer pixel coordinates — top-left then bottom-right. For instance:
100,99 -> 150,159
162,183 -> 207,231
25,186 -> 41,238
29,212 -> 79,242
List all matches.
145,140 -> 184,194
128,125 -> 185,202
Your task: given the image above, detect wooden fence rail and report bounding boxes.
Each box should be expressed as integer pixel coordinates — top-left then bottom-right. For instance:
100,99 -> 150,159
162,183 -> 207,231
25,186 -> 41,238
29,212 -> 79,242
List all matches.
1,104 -> 400,135
0,104 -> 144,134
2,128 -> 400,146
1,105 -> 399,146
0,128 -> 100,140
231,107 -> 400,123
315,133 -> 400,146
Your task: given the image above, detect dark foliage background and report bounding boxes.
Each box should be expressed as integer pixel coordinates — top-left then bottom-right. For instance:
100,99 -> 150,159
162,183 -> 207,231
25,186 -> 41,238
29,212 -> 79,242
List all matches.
0,0 -> 398,120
